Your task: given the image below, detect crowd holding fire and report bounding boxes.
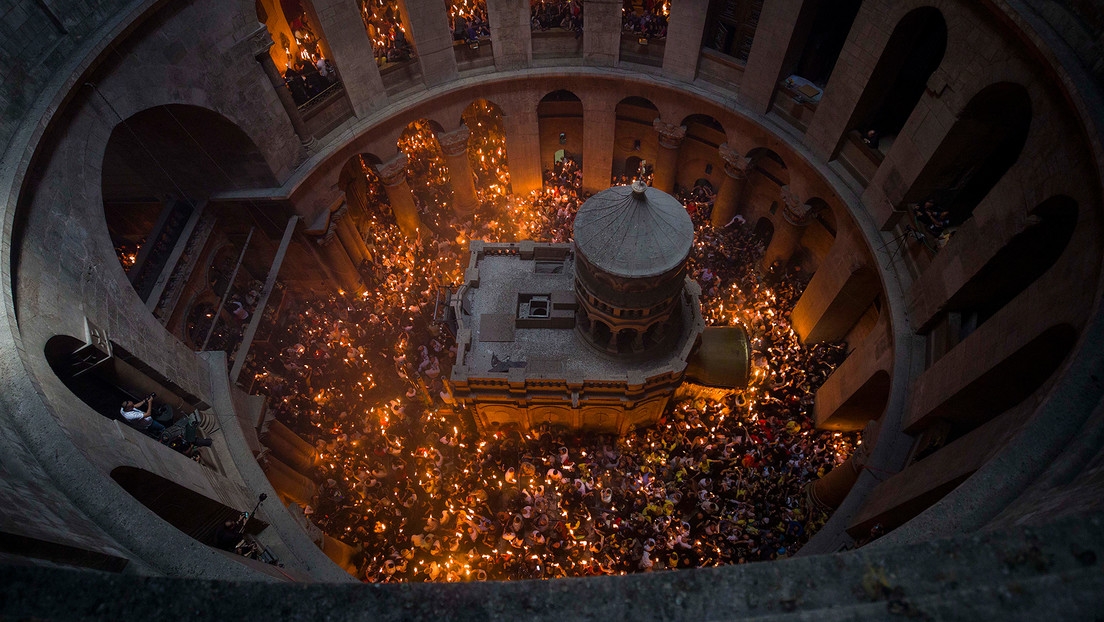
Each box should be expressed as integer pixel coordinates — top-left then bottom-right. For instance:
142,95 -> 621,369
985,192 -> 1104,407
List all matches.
240,108 -> 856,582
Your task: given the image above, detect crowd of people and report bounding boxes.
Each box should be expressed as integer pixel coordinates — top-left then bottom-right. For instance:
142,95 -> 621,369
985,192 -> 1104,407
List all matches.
450,0 -> 491,43
358,0 -> 415,64
531,0 -> 583,32
242,150 -> 856,582
621,0 -> 668,39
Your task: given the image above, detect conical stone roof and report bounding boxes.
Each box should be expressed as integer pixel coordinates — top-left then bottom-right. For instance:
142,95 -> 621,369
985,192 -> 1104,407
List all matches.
573,181 -> 694,278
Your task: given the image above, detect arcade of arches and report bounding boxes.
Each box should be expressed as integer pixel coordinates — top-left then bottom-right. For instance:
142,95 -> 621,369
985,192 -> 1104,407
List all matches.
2,0 -> 1103,606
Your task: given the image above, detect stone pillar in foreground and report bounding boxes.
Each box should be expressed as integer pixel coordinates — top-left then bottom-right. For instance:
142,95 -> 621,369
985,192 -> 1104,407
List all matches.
248,25 -> 315,149
652,119 -> 686,194
333,203 -> 371,268
261,453 -> 318,508
762,186 -> 810,271
437,125 -> 480,216
376,153 -> 423,240
710,144 -> 751,227
262,418 -> 319,475
315,224 -> 362,293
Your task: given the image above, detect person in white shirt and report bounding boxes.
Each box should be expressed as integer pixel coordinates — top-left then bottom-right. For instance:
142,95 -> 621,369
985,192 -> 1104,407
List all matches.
120,395 -> 165,434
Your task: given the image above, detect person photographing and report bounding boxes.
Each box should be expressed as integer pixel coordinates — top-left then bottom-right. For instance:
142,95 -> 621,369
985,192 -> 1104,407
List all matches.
120,394 -> 165,434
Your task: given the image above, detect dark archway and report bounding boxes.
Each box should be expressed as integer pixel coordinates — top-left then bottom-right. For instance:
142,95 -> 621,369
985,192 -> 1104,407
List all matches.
844,7 -> 946,151
905,83 -> 1032,227
941,196 -> 1078,338
782,0 -> 863,87
613,96 -> 659,180
111,466 -> 266,545
102,104 -> 275,301
461,99 -> 512,196
538,90 -> 584,174
753,217 -> 775,245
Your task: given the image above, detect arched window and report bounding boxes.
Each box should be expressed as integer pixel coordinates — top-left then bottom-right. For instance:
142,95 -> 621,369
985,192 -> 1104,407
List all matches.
905,83 -> 1032,229
538,90 -> 584,174
102,105 -> 274,303
846,7 -> 946,152
782,0 -> 862,87
398,118 -> 451,227
613,96 -> 659,181
461,99 -> 512,196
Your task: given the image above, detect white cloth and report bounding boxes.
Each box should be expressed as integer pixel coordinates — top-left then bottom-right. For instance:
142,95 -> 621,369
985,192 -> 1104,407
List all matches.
121,407 -> 151,429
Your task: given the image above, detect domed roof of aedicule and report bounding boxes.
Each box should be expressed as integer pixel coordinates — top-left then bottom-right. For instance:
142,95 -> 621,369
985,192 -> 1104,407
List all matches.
573,181 -> 694,278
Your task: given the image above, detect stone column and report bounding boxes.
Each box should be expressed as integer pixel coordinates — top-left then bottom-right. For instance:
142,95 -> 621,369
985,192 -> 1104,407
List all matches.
486,0 -> 531,70
502,97 -> 542,193
652,119 -> 686,194
376,153 -> 424,240
661,0 -> 709,81
315,223 -> 362,293
584,0 -> 621,67
262,418 -> 319,475
333,202 -> 371,267
261,453 -> 318,508
813,318 -> 893,430
710,144 -> 751,227
312,0 -> 388,116
791,229 -> 881,343
437,125 -> 480,215
762,186 -> 810,271
806,422 -> 875,510
582,97 -> 616,193
247,25 -> 315,149
738,0 -> 807,114
404,0 -> 459,86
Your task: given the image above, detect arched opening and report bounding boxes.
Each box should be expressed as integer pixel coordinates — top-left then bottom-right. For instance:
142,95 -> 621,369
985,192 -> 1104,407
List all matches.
800,197 -> 836,270
677,114 -> 726,191
257,0 -> 342,107
110,466 -> 266,545
616,328 -> 640,354
936,196 -> 1078,340
819,370 -> 891,430
752,217 -> 774,245
44,335 -> 205,427
339,153 -> 392,225
461,99 -> 512,198
743,147 -> 789,221
904,83 -> 1032,247
102,104 -> 274,303
781,0 -> 863,88
592,319 -> 612,349
398,119 -> 451,231
702,0 -> 763,62
914,324 -> 1078,440
357,0 -> 416,66
844,7 -> 946,153
538,90 -> 583,177
612,96 -> 659,182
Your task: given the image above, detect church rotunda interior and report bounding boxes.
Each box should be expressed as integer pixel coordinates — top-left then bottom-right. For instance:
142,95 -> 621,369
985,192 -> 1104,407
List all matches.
2,0 -> 1104,617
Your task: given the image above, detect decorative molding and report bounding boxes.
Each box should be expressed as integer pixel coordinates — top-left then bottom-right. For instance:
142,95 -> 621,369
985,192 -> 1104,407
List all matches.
718,143 -> 751,179
436,125 -> 472,157
653,118 -> 687,149
244,24 -> 275,60
375,153 -> 410,186
780,185 -> 811,226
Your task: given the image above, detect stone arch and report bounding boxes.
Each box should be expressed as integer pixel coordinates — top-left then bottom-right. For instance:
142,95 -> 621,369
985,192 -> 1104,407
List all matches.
843,7 -> 946,152
676,114 -> 726,190
742,147 -> 789,221
398,118 -> 452,221
339,153 -> 392,225
461,99 -> 512,195
101,104 -> 276,302
782,0 -> 864,87
111,466 -> 266,545
538,90 -> 584,172
935,196 -> 1078,338
903,82 -> 1032,227
613,96 -> 660,180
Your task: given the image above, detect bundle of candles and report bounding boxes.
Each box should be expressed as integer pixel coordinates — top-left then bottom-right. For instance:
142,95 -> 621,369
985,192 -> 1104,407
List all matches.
462,100 -> 512,200
242,156 -> 856,583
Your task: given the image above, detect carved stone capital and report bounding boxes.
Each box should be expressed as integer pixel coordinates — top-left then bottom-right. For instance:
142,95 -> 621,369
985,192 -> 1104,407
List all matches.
653,118 -> 686,149
375,153 -> 410,186
330,199 -> 350,224
436,125 -> 472,157
780,186 -> 810,227
245,24 -> 275,60
718,143 -> 751,180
